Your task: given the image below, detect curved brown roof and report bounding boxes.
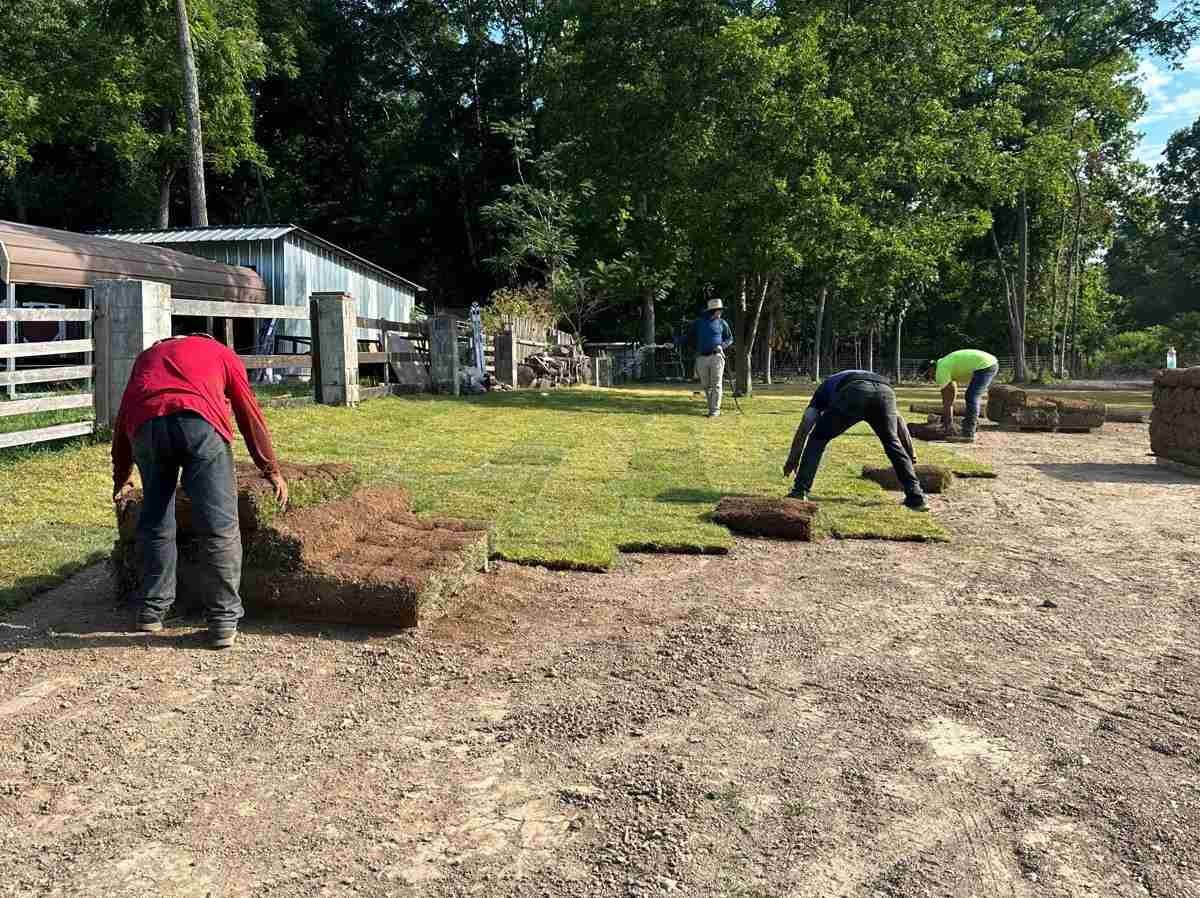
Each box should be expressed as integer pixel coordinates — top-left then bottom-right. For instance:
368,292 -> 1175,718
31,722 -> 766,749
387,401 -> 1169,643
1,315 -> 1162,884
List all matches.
0,220 -> 267,303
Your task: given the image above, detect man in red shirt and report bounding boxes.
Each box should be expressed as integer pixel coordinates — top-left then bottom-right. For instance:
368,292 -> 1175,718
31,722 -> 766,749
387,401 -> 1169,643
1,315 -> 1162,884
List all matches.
112,334 -> 288,648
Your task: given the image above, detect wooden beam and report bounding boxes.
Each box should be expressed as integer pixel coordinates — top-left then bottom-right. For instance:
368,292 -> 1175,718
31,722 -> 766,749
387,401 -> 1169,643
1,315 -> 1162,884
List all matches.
0,308 -> 93,323
0,393 -> 93,418
356,316 -> 423,336
171,299 -> 310,320
0,364 -> 93,387
240,354 -> 311,370
358,352 -> 388,364
0,421 -> 95,449
0,338 -> 93,359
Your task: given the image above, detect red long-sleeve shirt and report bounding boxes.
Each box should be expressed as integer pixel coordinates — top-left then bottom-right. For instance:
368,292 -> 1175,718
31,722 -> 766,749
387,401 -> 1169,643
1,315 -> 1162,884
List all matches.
111,335 -> 280,491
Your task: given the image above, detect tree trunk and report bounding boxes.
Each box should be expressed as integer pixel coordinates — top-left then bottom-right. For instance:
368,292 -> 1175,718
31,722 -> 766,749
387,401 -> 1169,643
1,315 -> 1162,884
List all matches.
641,285 -> 656,381
1013,188 -> 1030,382
867,325 -> 875,372
157,168 -> 176,228
174,0 -> 209,226
735,274 -> 771,398
11,172 -> 28,223
763,299 -> 775,386
812,284 -> 827,382
894,313 -> 904,384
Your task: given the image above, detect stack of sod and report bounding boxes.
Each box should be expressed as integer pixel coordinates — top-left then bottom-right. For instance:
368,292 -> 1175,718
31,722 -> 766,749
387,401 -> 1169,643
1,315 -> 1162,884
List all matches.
711,496 -> 818,541
1151,367 -> 1200,467
112,462 -> 360,598
113,463 -> 491,627
986,385 -> 1106,430
241,489 -> 490,627
861,464 -> 954,493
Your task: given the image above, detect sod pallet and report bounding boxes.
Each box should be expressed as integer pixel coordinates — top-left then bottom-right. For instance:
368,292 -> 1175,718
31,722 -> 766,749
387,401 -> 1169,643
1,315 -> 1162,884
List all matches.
986,385 -> 1105,432
113,464 -> 490,628
862,464 -> 954,493
1151,367 -> 1200,467
711,496 -> 817,541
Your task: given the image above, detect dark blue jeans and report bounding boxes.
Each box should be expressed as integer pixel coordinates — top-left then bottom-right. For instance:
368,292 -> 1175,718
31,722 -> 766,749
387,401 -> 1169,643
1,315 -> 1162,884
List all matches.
963,363 -> 999,437
795,381 -> 922,499
133,413 -> 243,628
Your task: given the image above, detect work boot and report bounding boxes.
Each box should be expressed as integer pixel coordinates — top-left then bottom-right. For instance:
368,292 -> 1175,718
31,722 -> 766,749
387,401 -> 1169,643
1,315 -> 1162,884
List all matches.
208,626 -> 237,649
134,615 -> 163,633
710,409 -> 721,418
903,494 -> 930,513
787,487 -> 809,501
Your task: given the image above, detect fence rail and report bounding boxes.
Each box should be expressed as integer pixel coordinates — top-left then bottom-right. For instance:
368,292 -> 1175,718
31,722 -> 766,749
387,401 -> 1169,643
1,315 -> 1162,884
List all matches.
0,420 -> 95,449
171,299 -> 310,320
0,338 -> 93,359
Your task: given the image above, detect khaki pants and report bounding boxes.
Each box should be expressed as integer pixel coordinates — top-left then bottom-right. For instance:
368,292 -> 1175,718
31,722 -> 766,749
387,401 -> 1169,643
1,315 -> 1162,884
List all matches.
695,351 -> 725,415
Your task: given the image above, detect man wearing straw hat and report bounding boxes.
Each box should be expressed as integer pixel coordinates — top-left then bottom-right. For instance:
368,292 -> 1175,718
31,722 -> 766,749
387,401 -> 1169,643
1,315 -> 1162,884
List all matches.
688,298 -> 734,417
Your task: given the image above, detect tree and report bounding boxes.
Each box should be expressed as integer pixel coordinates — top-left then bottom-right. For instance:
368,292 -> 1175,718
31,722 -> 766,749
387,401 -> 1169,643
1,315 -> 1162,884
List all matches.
174,0 -> 210,225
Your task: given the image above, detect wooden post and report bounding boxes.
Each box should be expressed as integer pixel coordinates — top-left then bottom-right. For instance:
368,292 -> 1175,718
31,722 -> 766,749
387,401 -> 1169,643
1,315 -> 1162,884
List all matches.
4,281 -> 15,399
494,329 -> 518,388
311,292 -> 358,406
93,279 -> 172,427
429,314 -> 460,395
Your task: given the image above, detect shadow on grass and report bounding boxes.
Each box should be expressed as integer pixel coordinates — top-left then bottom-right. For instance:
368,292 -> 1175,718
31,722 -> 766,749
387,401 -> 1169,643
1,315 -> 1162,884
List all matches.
469,390 -> 709,418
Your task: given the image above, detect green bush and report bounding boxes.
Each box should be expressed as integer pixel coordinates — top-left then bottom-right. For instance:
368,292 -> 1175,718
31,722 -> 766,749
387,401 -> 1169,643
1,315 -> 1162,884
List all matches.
1093,314 -> 1200,372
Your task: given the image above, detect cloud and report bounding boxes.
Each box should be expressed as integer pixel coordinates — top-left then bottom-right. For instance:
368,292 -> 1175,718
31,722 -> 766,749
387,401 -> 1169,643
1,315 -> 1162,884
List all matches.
1184,46 -> 1200,71
1136,142 -> 1166,166
1137,59 -> 1173,105
1141,86 -> 1200,125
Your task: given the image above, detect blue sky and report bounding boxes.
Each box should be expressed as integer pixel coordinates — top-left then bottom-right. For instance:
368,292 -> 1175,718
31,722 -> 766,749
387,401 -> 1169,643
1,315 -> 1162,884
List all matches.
1135,46 -> 1200,166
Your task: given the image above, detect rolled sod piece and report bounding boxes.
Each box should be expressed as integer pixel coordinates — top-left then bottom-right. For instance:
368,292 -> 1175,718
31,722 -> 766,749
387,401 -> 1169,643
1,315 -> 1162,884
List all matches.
908,422 -> 973,443
986,385 -> 1106,430
1106,406 -> 1151,424
711,496 -> 817,541
862,464 -> 954,493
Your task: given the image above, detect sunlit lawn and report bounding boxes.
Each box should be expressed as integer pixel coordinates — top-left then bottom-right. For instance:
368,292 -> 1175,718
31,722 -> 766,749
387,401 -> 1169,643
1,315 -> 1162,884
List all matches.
0,384 -> 1001,609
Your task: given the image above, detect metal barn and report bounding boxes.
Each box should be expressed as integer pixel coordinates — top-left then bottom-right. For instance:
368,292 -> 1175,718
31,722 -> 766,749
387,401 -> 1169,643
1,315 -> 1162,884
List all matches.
94,225 -> 424,353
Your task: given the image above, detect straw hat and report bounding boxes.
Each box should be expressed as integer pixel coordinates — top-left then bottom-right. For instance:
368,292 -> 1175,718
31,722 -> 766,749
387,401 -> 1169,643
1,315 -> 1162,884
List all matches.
707,298 -> 724,312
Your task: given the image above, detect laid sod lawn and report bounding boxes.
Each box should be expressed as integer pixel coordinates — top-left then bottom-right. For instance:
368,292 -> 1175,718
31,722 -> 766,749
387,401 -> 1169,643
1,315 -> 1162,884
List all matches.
0,386 -> 994,609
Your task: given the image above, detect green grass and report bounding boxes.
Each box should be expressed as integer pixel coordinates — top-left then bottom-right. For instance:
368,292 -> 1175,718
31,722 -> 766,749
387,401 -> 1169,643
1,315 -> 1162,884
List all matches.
0,385 -> 994,610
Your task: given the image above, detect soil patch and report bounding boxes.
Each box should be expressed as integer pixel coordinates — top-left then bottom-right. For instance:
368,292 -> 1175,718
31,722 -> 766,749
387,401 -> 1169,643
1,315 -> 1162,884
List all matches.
711,496 -> 817,541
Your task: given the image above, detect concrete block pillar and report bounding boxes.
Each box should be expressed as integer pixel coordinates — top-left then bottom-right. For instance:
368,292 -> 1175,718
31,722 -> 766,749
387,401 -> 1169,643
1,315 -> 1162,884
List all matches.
312,292 -> 359,406
93,279 -> 172,427
494,329 -> 518,388
429,314 -> 460,395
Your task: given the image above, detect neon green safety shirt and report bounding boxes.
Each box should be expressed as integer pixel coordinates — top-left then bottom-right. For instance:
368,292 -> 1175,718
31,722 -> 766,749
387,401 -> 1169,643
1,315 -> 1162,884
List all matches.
935,349 -> 998,387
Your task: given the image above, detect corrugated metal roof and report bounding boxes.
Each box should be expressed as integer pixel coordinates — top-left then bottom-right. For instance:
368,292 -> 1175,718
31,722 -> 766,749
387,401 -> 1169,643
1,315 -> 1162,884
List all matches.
94,224 -> 425,292
97,226 -> 296,243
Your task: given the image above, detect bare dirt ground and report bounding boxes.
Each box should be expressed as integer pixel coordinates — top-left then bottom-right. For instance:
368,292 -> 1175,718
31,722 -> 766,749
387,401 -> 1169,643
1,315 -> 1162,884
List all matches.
2,423 -> 1198,898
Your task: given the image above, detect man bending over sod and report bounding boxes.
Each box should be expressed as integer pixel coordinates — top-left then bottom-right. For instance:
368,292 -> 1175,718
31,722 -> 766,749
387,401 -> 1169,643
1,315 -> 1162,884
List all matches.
112,334 -> 288,649
925,349 -> 999,441
783,370 -> 928,512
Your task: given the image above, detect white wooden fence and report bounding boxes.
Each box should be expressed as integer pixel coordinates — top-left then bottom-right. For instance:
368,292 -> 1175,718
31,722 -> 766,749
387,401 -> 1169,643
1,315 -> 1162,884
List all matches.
0,289 -> 95,449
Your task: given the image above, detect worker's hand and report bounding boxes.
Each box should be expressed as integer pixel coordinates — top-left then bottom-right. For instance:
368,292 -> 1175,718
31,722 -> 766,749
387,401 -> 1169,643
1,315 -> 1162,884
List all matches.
269,472 -> 289,511
113,482 -> 135,504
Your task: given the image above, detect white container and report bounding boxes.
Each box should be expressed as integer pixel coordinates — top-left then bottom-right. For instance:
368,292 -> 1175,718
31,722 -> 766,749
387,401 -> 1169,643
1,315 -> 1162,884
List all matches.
1167,346 -> 1178,370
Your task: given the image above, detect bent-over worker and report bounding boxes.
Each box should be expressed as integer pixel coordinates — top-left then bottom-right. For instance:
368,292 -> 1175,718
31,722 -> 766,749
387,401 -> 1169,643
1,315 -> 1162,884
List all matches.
783,370 -> 928,512
688,298 -> 734,417
111,334 -> 288,649
925,349 -> 999,441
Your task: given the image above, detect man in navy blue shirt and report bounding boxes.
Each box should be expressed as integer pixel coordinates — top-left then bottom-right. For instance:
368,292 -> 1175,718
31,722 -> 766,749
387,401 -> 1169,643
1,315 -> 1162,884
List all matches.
688,298 -> 734,417
783,370 -> 928,511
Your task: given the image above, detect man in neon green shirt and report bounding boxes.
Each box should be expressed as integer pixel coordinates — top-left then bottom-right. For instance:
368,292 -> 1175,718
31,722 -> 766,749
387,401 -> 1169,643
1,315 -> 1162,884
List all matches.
924,349 -> 999,441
